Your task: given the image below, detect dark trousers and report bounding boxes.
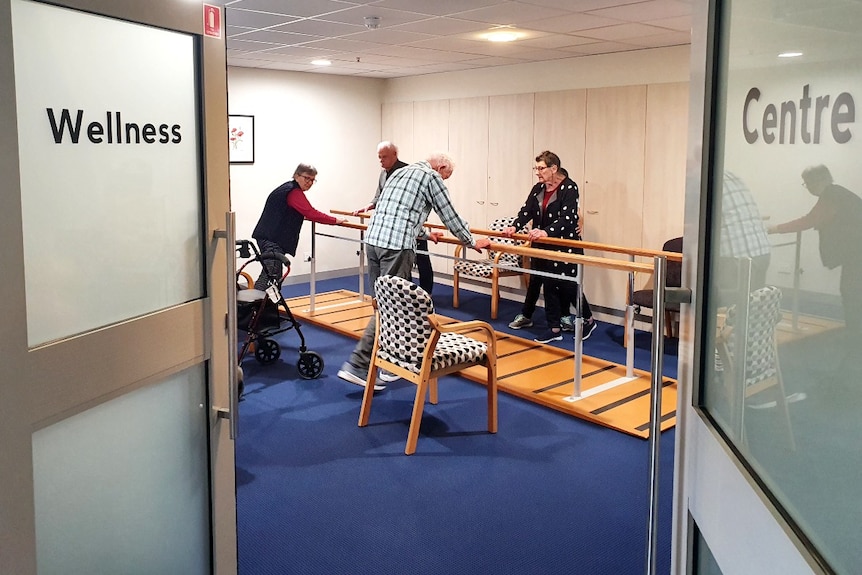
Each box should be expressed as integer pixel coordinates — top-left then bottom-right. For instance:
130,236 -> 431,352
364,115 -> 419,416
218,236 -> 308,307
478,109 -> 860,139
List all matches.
544,277 -> 592,329
349,246 -> 416,372
254,238 -> 287,290
415,239 -> 434,294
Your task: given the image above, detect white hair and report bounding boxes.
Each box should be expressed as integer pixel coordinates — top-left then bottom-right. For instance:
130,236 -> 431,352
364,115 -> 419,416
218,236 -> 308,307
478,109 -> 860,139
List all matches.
377,140 -> 398,154
426,151 -> 455,172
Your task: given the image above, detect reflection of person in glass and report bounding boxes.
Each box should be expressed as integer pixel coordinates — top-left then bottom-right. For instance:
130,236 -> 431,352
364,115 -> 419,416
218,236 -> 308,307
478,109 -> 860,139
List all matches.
718,171 -> 771,304
768,165 -> 862,346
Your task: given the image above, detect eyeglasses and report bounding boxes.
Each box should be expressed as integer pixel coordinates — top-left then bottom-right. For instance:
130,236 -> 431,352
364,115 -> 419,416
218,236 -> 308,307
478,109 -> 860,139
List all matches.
533,165 -> 551,172
297,174 -> 316,184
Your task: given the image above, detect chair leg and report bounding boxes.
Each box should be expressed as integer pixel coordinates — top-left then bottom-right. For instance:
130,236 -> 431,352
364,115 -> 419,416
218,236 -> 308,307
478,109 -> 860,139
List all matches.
428,377 -> 438,404
452,271 -> 460,309
487,363 -> 498,434
406,377 -> 430,455
490,275 -> 499,320
358,363 -> 377,427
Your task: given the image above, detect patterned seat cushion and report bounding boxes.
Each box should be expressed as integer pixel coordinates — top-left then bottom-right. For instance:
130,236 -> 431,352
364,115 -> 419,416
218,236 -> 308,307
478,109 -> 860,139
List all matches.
723,285 -> 783,385
375,275 -> 487,373
454,216 -> 523,278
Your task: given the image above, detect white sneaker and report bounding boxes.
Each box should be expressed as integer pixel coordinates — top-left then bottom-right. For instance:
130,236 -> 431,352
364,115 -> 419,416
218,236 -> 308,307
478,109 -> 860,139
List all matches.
338,362 -> 385,391
378,370 -> 401,383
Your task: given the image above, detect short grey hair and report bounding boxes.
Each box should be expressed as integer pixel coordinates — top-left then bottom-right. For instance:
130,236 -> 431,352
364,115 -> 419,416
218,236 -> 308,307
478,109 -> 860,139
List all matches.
293,163 -> 318,178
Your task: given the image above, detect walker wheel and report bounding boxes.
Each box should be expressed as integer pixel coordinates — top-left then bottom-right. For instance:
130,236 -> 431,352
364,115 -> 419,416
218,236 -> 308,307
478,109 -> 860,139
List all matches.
297,351 -> 324,379
254,338 -> 281,364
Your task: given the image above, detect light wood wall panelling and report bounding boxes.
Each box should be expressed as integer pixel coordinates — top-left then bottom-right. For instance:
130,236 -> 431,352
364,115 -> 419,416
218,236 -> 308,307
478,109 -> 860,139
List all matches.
533,90 -> 587,187
382,101 -> 414,164
488,93 -> 535,293
643,82 -> 688,254
448,97 -> 490,276
488,93 -> 536,221
413,100 -> 452,272
583,85 -> 647,314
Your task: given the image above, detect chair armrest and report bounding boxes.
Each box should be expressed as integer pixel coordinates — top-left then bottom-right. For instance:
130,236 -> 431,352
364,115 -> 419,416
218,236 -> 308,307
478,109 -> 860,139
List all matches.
453,244 -> 465,258
429,315 -> 497,354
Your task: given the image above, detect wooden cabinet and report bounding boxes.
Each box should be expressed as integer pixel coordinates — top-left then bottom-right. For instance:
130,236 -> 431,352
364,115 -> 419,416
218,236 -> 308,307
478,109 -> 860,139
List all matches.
643,82 -> 687,251
412,100 -> 451,272
533,89 -> 587,185
583,85 -> 647,313
382,81 -> 688,321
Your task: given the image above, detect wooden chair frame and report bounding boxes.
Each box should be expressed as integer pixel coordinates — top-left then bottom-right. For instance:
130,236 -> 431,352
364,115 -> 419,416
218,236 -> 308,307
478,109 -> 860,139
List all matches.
358,281 -> 498,455
452,244 -> 528,319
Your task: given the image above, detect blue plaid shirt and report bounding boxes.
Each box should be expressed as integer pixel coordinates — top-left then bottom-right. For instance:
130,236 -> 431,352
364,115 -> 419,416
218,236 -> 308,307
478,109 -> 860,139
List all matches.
720,171 -> 770,258
366,161 -> 475,250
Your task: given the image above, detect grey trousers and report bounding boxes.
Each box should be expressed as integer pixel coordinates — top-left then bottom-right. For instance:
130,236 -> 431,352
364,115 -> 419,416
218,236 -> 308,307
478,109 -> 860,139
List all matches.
348,245 -> 416,372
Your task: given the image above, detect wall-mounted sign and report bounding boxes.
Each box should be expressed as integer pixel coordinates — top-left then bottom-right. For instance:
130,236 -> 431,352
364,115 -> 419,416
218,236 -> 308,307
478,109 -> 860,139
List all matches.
203,4 -> 221,39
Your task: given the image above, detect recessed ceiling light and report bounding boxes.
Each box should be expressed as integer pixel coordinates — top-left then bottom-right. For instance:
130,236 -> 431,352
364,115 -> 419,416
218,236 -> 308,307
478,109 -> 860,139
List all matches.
778,51 -> 803,58
311,59 -> 332,66
482,28 -> 521,43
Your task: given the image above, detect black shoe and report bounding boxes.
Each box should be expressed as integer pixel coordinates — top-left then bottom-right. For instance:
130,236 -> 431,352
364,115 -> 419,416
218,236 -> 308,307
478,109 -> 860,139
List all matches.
535,329 -> 563,343
582,320 -> 597,340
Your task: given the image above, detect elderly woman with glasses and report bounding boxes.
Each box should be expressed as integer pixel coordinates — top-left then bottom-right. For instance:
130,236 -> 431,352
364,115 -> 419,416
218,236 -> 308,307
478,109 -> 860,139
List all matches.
251,162 -> 347,290
501,150 -> 596,344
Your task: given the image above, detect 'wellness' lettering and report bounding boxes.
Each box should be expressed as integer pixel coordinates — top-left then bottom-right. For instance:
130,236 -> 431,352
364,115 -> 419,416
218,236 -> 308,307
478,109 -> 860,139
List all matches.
46,108 -> 183,144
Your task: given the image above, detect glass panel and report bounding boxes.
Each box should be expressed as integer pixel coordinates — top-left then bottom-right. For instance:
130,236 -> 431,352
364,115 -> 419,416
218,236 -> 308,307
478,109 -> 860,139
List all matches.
11,0 -> 202,347
694,524 -> 724,575
32,366 -> 210,575
703,0 -> 862,571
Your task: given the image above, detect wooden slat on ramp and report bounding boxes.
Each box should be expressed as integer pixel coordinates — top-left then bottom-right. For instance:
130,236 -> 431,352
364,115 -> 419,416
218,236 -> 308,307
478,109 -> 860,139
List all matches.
283,289 -> 677,439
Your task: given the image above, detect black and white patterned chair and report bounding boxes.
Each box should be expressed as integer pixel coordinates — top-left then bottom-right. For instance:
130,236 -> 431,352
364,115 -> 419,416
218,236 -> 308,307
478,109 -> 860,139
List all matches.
452,216 -> 528,319
716,285 -> 795,448
358,275 -> 498,455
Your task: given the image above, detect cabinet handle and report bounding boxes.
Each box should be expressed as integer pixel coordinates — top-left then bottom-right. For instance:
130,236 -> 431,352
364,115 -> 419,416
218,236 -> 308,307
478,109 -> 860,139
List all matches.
476,200 -> 485,205
587,210 -> 598,214
490,202 -> 498,206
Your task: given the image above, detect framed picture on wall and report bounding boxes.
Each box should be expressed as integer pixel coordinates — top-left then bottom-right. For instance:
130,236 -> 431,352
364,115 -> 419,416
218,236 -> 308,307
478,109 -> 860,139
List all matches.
228,114 -> 254,164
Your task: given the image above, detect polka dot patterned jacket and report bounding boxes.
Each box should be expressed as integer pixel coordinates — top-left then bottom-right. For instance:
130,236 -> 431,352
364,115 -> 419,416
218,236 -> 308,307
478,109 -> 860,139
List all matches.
510,177 -> 583,278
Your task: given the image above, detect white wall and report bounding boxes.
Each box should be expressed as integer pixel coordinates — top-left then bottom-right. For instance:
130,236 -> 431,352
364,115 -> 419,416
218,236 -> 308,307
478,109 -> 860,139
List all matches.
227,67 -> 384,280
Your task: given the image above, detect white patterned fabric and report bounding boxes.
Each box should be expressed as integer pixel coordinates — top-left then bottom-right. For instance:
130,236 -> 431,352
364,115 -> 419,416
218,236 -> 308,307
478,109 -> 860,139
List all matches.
724,285 -> 783,386
452,216 -> 523,277
374,275 -> 488,373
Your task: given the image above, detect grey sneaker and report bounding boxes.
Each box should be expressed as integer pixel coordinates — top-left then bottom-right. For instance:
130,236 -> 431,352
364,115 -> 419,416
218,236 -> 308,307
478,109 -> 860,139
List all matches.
508,314 -> 533,329
560,315 -> 574,332
338,362 -> 385,391
378,369 -> 401,383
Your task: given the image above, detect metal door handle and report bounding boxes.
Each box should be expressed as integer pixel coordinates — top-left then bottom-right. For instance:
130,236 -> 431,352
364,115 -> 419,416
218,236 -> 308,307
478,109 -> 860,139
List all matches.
213,212 -> 239,439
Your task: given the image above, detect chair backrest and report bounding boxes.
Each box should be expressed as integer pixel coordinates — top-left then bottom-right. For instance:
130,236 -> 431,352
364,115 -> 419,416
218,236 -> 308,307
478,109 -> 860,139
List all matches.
488,216 -> 523,265
725,285 -> 782,385
374,275 -> 435,370
663,236 -> 683,288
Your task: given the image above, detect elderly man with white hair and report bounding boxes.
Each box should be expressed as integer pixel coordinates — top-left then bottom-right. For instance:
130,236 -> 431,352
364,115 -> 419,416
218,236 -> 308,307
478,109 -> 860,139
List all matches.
339,152 -> 491,390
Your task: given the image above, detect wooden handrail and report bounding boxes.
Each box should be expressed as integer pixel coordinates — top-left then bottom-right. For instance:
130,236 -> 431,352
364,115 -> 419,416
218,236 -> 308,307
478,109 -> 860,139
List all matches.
332,209 -> 681,264
331,216 -> 653,274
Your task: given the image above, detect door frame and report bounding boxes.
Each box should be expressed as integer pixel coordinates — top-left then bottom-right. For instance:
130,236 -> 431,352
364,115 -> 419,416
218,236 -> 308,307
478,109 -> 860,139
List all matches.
671,0 -> 821,572
0,1 -> 235,573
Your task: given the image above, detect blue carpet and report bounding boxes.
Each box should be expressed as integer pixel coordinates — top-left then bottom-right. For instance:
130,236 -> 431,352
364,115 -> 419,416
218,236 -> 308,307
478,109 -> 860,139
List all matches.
237,276 -> 675,574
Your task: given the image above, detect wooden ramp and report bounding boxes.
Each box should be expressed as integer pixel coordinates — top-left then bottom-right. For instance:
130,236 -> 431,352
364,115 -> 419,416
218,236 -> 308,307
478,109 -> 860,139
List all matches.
285,289 -> 677,439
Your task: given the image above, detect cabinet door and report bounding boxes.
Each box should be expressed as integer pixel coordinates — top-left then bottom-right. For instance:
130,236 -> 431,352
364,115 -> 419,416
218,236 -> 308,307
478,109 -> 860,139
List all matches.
448,97 -> 489,231
413,100 -> 451,272
643,82 -> 687,252
584,85 -> 647,314
488,93 -> 535,222
533,89 -> 587,187
382,101 -> 414,162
